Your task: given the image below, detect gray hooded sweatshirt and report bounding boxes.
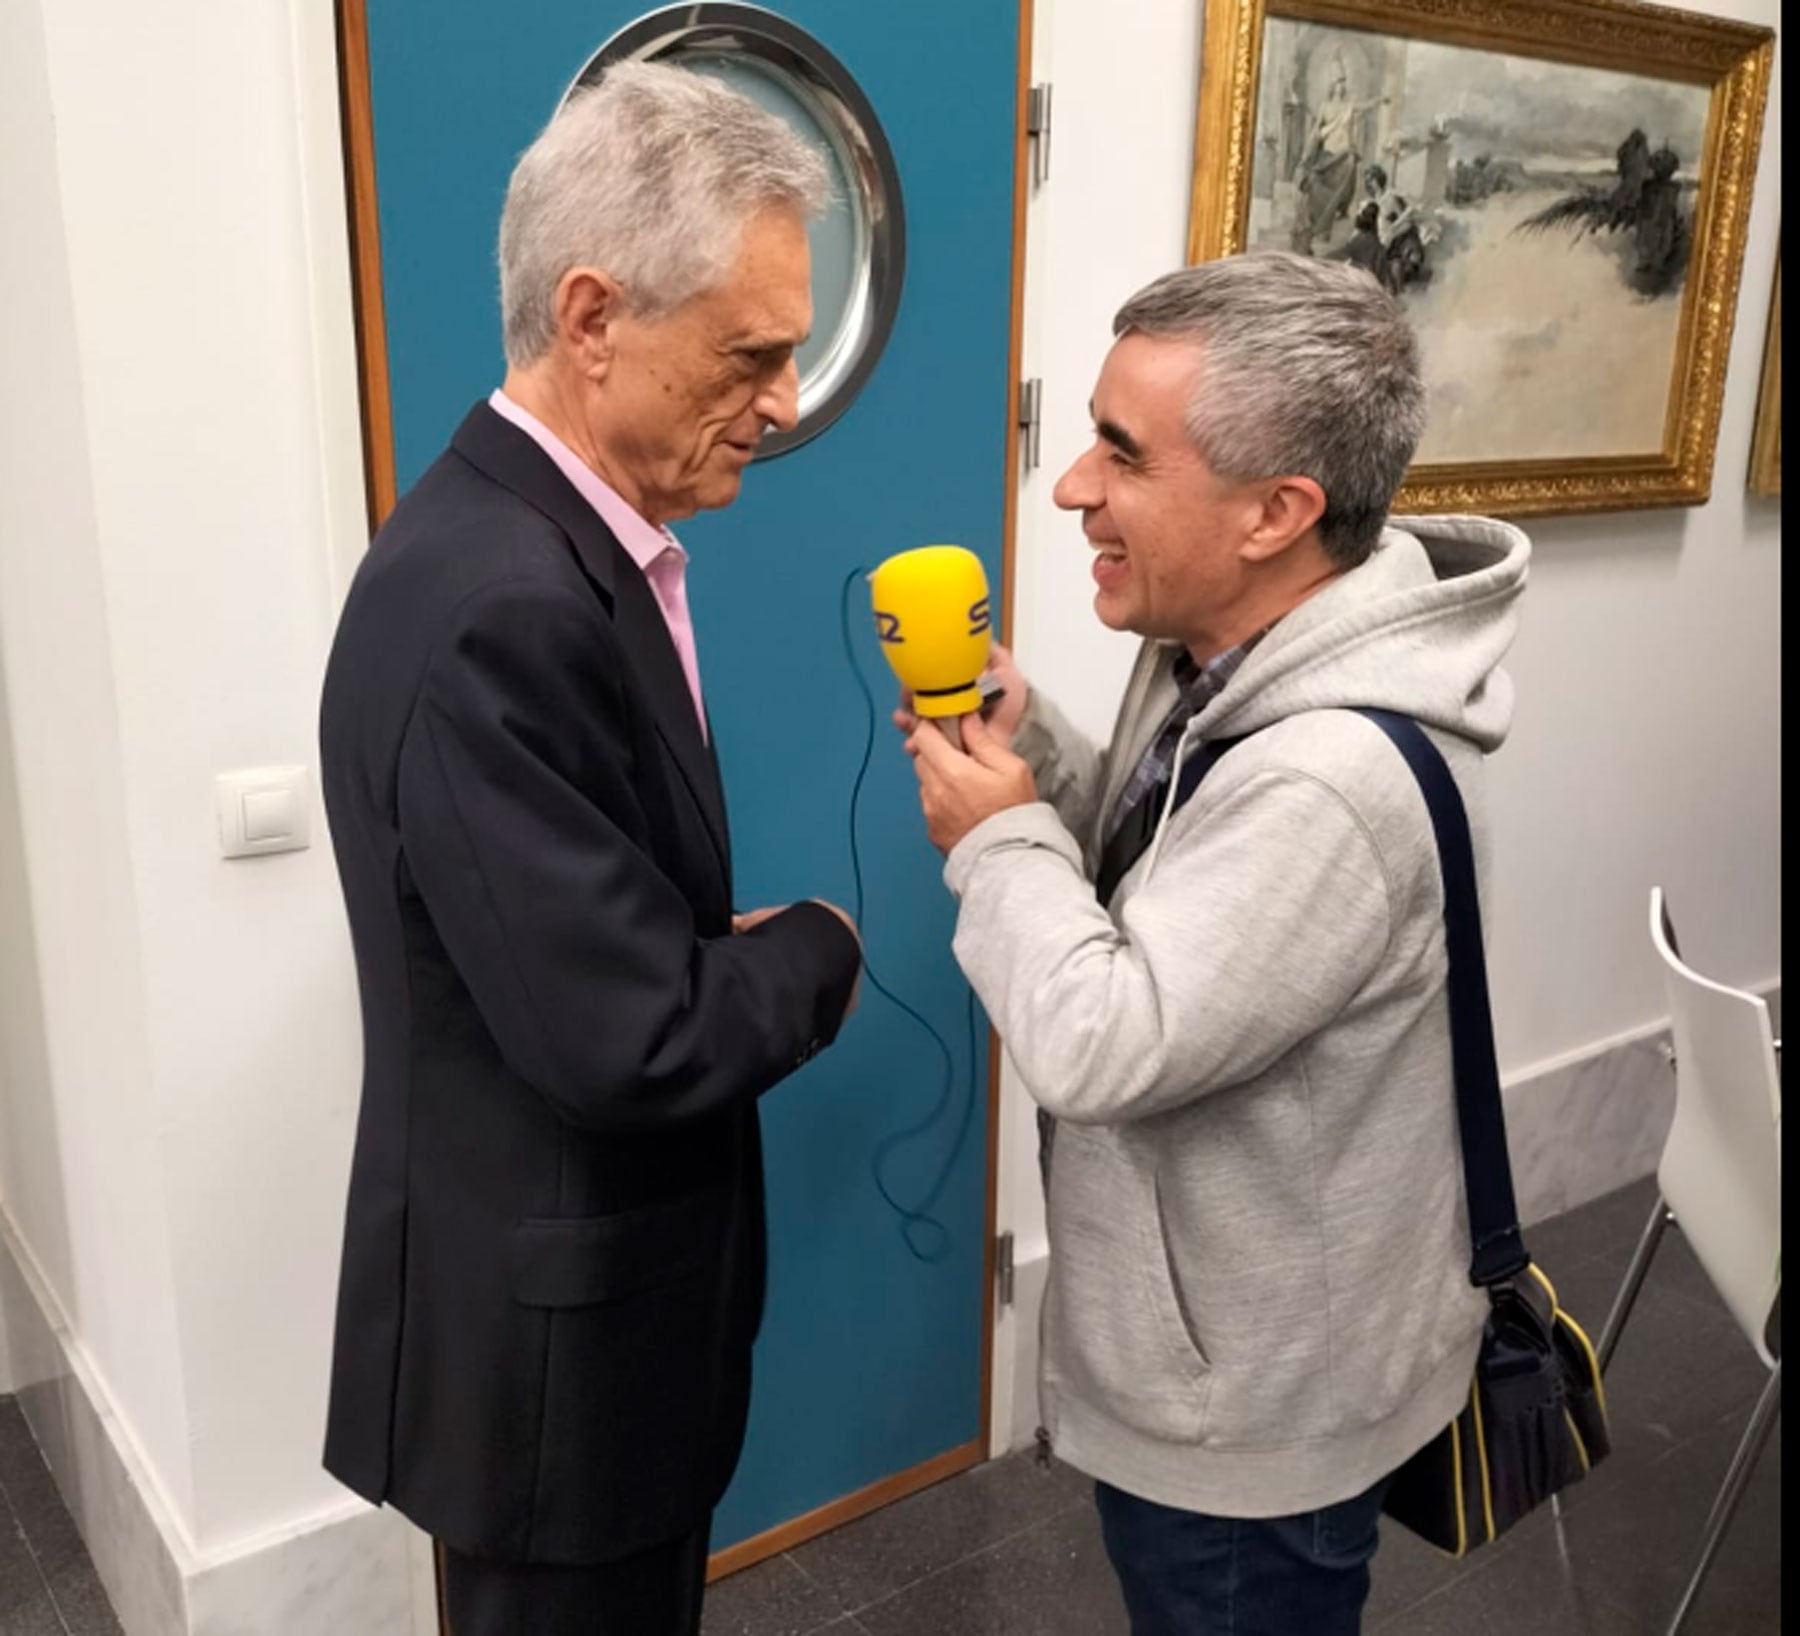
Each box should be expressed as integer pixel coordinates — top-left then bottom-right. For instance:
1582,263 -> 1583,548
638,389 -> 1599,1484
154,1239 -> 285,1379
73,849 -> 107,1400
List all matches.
943,516 -> 1530,1517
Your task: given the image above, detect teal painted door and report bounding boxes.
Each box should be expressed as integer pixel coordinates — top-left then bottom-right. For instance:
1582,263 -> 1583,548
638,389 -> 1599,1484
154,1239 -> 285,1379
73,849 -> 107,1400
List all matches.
355,2 -> 1022,1552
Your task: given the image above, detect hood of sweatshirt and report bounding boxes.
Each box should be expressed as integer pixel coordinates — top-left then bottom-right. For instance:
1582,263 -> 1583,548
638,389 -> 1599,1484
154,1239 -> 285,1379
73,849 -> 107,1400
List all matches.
1191,512 -> 1530,752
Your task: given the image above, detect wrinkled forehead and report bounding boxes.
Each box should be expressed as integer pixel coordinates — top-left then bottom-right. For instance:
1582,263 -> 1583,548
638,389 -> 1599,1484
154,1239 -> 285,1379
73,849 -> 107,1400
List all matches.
696,206 -> 814,342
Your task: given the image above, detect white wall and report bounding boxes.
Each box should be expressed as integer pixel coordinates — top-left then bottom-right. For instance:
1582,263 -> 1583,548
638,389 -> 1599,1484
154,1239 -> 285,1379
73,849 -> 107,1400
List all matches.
999,0 -> 1783,1286
0,0 -> 195,1521
0,610 -> 23,1409
0,0 -> 371,1561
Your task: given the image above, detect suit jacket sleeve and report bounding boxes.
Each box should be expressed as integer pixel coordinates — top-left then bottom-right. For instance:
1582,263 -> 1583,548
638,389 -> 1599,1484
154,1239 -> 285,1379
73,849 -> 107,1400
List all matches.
395,575 -> 861,1133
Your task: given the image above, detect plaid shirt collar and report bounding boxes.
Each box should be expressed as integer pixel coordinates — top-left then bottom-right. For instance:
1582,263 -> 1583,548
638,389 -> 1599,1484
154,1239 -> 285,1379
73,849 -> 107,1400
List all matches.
1169,629 -> 1266,710
1113,629 -> 1271,820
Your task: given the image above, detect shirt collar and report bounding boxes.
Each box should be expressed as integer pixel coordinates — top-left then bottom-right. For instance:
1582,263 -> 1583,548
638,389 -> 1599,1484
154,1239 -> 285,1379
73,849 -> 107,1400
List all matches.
1171,626 -> 1271,694
488,389 -> 685,574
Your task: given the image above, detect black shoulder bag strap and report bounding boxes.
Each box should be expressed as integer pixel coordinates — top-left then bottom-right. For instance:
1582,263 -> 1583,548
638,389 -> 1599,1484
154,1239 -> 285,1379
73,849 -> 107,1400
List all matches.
1352,709 -> 1528,1286
1127,707 -> 1528,1286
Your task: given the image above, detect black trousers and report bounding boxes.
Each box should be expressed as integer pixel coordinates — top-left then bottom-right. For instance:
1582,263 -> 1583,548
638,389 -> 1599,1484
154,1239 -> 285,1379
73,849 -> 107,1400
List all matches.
441,1527 -> 710,1636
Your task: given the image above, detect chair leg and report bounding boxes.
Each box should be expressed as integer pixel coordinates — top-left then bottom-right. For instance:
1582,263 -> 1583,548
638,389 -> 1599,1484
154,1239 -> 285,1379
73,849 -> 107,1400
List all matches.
1666,1362 -> 1782,1636
1598,1195 -> 1673,1374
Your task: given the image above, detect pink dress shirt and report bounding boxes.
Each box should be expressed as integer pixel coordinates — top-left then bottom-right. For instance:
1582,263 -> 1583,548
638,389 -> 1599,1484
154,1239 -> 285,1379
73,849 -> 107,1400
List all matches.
488,390 -> 708,740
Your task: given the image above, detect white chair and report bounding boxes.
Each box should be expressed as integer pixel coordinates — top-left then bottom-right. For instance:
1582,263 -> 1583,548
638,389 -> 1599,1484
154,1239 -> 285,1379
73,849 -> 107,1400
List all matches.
1594,887 -> 1780,1635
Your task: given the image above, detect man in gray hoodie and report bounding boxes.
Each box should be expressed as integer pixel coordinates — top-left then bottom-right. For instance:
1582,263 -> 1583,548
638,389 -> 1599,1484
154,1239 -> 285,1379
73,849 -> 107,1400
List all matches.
903,251 -> 1530,1634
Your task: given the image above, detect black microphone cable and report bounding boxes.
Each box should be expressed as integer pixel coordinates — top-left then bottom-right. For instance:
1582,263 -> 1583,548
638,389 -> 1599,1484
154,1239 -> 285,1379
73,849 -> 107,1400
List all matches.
838,566 -> 983,1263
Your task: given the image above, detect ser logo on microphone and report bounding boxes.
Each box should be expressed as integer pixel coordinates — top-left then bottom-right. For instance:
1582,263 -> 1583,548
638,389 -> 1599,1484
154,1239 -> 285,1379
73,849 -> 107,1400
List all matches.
873,597 -> 989,645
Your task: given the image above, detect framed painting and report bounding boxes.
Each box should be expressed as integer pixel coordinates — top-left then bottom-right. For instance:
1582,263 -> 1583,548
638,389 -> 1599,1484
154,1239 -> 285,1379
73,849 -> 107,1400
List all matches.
1189,0 -> 1774,517
1749,250 -> 1779,496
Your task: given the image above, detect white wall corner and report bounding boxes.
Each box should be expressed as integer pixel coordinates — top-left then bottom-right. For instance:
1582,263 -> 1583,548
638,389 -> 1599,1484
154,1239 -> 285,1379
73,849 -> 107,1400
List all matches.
16,0 -> 374,1559
2,1212 -> 429,1636
3,1202 -> 193,1633
1,0 -> 197,1531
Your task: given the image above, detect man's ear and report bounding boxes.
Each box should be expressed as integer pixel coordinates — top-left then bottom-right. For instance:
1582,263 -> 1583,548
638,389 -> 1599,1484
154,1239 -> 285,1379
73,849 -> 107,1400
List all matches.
1241,475 -> 1328,564
555,267 -> 626,379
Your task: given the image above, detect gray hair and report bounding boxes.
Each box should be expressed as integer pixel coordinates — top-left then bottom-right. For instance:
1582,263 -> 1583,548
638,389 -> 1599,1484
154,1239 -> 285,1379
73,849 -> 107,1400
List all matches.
1113,252 -> 1426,568
499,60 -> 830,366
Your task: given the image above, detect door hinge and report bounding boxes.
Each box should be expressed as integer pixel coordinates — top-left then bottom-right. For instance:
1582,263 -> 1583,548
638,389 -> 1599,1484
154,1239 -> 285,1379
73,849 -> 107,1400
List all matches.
996,1230 -> 1016,1307
1018,378 -> 1043,473
1026,82 -> 1053,188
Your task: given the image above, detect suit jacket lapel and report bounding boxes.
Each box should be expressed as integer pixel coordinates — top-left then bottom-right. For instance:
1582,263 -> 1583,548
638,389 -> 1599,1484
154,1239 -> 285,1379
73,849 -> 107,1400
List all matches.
703,717 -> 734,903
449,403 -> 732,879
609,565 -> 732,873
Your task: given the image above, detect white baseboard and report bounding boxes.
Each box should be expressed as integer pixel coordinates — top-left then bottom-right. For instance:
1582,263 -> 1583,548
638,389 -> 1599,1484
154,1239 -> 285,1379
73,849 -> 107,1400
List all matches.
0,1206 -> 427,1636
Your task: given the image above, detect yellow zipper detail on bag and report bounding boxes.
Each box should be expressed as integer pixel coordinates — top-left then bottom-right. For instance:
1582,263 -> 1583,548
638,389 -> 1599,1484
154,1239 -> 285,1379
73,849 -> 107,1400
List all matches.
1528,1263 -> 1610,1418
1564,1408 -> 1591,1472
1554,1307 -> 1609,1419
1470,1385 -> 1497,1543
1449,1409 -> 1469,1559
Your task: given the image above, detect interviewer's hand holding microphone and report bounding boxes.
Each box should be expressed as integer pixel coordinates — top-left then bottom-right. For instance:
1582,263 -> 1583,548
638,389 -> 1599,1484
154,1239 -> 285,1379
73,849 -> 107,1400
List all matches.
871,546 -> 1038,855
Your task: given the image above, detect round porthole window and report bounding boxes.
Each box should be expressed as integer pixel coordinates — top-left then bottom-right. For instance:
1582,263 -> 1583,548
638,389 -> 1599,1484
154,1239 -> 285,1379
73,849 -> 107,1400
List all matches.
567,5 -> 906,459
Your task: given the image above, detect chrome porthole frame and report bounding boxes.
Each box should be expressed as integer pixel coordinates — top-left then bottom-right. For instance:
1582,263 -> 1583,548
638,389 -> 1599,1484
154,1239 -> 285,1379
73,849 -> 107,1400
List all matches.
567,4 -> 906,459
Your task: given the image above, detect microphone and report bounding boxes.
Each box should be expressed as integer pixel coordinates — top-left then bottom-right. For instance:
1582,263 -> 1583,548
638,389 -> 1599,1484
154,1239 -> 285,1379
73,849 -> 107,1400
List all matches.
869,546 -> 993,750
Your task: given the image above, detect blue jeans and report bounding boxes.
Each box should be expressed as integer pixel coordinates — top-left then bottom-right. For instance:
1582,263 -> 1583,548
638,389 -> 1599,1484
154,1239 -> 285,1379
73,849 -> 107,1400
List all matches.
1094,1474 -> 1391,1636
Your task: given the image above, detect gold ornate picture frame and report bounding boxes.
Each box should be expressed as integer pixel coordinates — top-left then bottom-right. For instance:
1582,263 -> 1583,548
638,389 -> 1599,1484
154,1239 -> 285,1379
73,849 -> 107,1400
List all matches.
1749,251 -> 1779,496
1189,0 -> 1773,517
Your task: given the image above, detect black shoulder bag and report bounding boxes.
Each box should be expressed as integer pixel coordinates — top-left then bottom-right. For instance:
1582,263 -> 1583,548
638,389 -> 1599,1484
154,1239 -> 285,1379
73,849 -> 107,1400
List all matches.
1354,708 -> 1610,1557
1110,709 -> 1611,1556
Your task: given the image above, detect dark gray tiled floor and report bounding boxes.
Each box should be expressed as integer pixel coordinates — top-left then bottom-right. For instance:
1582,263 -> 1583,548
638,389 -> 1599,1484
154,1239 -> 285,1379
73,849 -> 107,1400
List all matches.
0,1176 -> 1780,1634
0,1397 -> 122,1636
703,1176 -> 1781,1636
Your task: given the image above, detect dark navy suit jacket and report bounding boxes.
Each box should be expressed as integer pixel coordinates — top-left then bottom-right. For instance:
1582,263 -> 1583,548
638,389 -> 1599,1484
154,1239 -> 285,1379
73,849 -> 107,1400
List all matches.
319,403 -> 860,1563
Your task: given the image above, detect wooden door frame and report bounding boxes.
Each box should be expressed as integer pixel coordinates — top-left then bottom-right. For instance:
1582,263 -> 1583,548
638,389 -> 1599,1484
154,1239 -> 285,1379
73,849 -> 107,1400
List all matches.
330,0 -> 1033,1599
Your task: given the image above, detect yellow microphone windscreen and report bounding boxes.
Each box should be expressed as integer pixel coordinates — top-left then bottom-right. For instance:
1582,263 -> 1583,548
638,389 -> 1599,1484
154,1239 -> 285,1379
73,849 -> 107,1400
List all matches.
869,546 -> 992,718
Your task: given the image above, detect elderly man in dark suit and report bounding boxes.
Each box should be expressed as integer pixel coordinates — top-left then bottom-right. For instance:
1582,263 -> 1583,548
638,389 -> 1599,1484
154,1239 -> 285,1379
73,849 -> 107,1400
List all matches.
318,61 -> 863,1636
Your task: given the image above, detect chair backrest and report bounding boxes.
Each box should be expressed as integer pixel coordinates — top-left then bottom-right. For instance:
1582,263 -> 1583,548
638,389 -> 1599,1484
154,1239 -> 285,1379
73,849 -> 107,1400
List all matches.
1649,887 -> 1782,1367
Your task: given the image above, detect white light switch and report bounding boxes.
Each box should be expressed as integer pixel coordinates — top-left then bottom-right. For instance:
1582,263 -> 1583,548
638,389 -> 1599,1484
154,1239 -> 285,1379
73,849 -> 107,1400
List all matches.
242,788 -> 295,843
217,766 -> 311,859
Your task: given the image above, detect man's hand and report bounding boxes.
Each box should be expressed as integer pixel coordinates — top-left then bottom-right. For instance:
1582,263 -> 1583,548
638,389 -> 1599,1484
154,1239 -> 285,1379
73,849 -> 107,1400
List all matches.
892,642 -> 1030,749
906,710 -> 1039,855
735,901 -> 862,1016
